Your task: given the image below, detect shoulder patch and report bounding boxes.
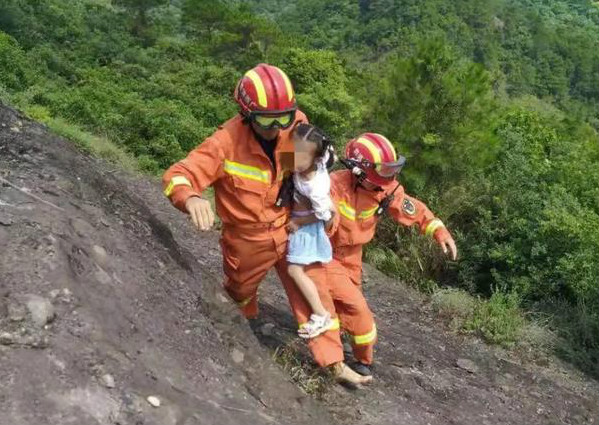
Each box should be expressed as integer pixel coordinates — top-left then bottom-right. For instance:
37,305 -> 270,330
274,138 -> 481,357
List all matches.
402,198 -> 416,216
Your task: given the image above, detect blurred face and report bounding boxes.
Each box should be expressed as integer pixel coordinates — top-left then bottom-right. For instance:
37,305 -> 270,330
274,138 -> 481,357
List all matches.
293,136 -> 317,173
251,121 -> 280,141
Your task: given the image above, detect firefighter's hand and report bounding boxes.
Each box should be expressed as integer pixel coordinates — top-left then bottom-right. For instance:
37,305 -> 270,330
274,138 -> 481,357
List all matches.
185,196 -> 215,231
439,236 -> 458,261
286,219 -> 300,233
325,215 -> 335,232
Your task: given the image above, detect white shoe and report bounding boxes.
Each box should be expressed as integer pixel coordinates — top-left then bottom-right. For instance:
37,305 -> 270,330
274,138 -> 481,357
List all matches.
298,313 -> 332,339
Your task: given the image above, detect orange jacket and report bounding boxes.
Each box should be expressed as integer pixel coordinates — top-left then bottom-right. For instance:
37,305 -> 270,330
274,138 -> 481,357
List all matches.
162,112 -> 307,226
329,170 -> 451,274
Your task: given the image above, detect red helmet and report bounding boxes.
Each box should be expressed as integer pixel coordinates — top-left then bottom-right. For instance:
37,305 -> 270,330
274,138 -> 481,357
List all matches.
345,133 -> 405,186
234,64 -> 297,118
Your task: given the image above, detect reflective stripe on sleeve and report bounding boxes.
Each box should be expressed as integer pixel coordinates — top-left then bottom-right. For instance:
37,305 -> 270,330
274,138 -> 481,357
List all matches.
164,175 -> 192,197
425,218 -> 445,237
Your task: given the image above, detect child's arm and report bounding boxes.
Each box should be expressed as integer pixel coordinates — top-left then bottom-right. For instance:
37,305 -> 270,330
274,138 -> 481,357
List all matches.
388,190 -> 457,260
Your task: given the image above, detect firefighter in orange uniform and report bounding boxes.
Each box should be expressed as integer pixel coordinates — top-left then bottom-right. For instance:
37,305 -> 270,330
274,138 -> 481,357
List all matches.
329,133 -> 458,376
162,64 -> 373,385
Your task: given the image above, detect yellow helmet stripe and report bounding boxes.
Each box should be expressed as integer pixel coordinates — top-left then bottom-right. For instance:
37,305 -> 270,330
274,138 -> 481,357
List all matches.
356,137 -> 382,164
276,68 -> 295,101
379,134 -> 397,161
244,70 -> 268,108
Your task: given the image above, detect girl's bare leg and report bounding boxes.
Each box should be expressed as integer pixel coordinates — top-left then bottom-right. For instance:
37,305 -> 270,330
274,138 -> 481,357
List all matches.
288,263 -> 328,316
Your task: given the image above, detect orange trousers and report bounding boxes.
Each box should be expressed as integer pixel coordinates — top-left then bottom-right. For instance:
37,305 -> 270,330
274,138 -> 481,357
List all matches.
220,224 -> 376,367
333,245 -> 364,287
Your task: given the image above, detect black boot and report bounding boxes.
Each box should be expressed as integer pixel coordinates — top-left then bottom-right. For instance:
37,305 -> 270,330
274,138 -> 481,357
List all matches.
350,362 -> 372,376
342,341 -> 353,359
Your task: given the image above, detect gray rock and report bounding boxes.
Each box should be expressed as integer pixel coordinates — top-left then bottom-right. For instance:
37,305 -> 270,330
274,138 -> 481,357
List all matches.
91,245 -> 108,267
231,348 -> 244,363
25,294 -> 55,327
70,218 -> 95,238
101,374 -> 115,389
456,358 -> 478,373
147,395 -> 161,407
260,323 -> 275,336
0,332 -> 15,345
8,302 -> 26,322
94,267 -> 112,285
0,212 -> 14,226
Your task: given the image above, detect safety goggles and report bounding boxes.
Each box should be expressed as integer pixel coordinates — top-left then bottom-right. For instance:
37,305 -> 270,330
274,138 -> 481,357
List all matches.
252,111 -> 295,130
344,156 -> 406,177
377,156 -> 406,177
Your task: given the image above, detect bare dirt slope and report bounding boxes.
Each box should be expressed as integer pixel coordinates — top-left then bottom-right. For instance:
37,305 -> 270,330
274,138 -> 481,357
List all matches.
1,104 -> 597,425
0,104 -> 328,425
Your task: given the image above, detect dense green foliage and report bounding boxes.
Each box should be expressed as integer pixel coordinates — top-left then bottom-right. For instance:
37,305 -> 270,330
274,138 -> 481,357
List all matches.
0,0 -> 597,375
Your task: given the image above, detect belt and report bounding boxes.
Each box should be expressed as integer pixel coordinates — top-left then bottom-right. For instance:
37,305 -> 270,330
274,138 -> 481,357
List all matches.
224,215 -> 288,231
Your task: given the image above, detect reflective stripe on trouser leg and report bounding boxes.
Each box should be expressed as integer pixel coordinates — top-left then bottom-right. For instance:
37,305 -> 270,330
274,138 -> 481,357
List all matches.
326,261 -> 376,365
349,324 -> 377,346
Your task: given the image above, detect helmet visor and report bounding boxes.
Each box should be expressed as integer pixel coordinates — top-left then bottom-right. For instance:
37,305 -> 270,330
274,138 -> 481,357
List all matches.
253,112 -> 294,130
377,157 -> 406,177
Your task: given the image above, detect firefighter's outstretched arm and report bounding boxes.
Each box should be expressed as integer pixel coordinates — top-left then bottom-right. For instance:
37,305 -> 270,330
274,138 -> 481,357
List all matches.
162,136 -> 225,231
388,192 -> 458,260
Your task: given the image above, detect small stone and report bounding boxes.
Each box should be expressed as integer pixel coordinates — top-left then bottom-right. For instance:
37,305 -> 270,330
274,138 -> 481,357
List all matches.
91,245 -> 108,267
0,332 -> 14,345
456,358 -> 478,373
94,267 -> 112,285
8,303 -> 26,322
147,396 -> 161,407
0,213 -> 13,226
25,295 -> 55,327
231,348 -> 244,363
260,323 -> 275,336
101,374 -> 115,388
49,289 -> 61,299
217,293 -> 228,303
70,218 -> 94,237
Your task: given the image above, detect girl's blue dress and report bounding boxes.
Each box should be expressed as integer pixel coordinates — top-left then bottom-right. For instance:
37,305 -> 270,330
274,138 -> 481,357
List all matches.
287,221 -> 332,265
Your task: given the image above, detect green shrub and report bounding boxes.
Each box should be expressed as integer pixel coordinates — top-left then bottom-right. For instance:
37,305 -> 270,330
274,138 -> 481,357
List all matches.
0,31 -> 29,91
466,291 -> 525,347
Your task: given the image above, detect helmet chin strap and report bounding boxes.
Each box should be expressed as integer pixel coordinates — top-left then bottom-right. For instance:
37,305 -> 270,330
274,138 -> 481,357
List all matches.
340,158 -> 402,216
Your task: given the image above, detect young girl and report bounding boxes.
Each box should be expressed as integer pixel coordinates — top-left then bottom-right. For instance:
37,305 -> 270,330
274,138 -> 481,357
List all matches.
286,123 -> 336,339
